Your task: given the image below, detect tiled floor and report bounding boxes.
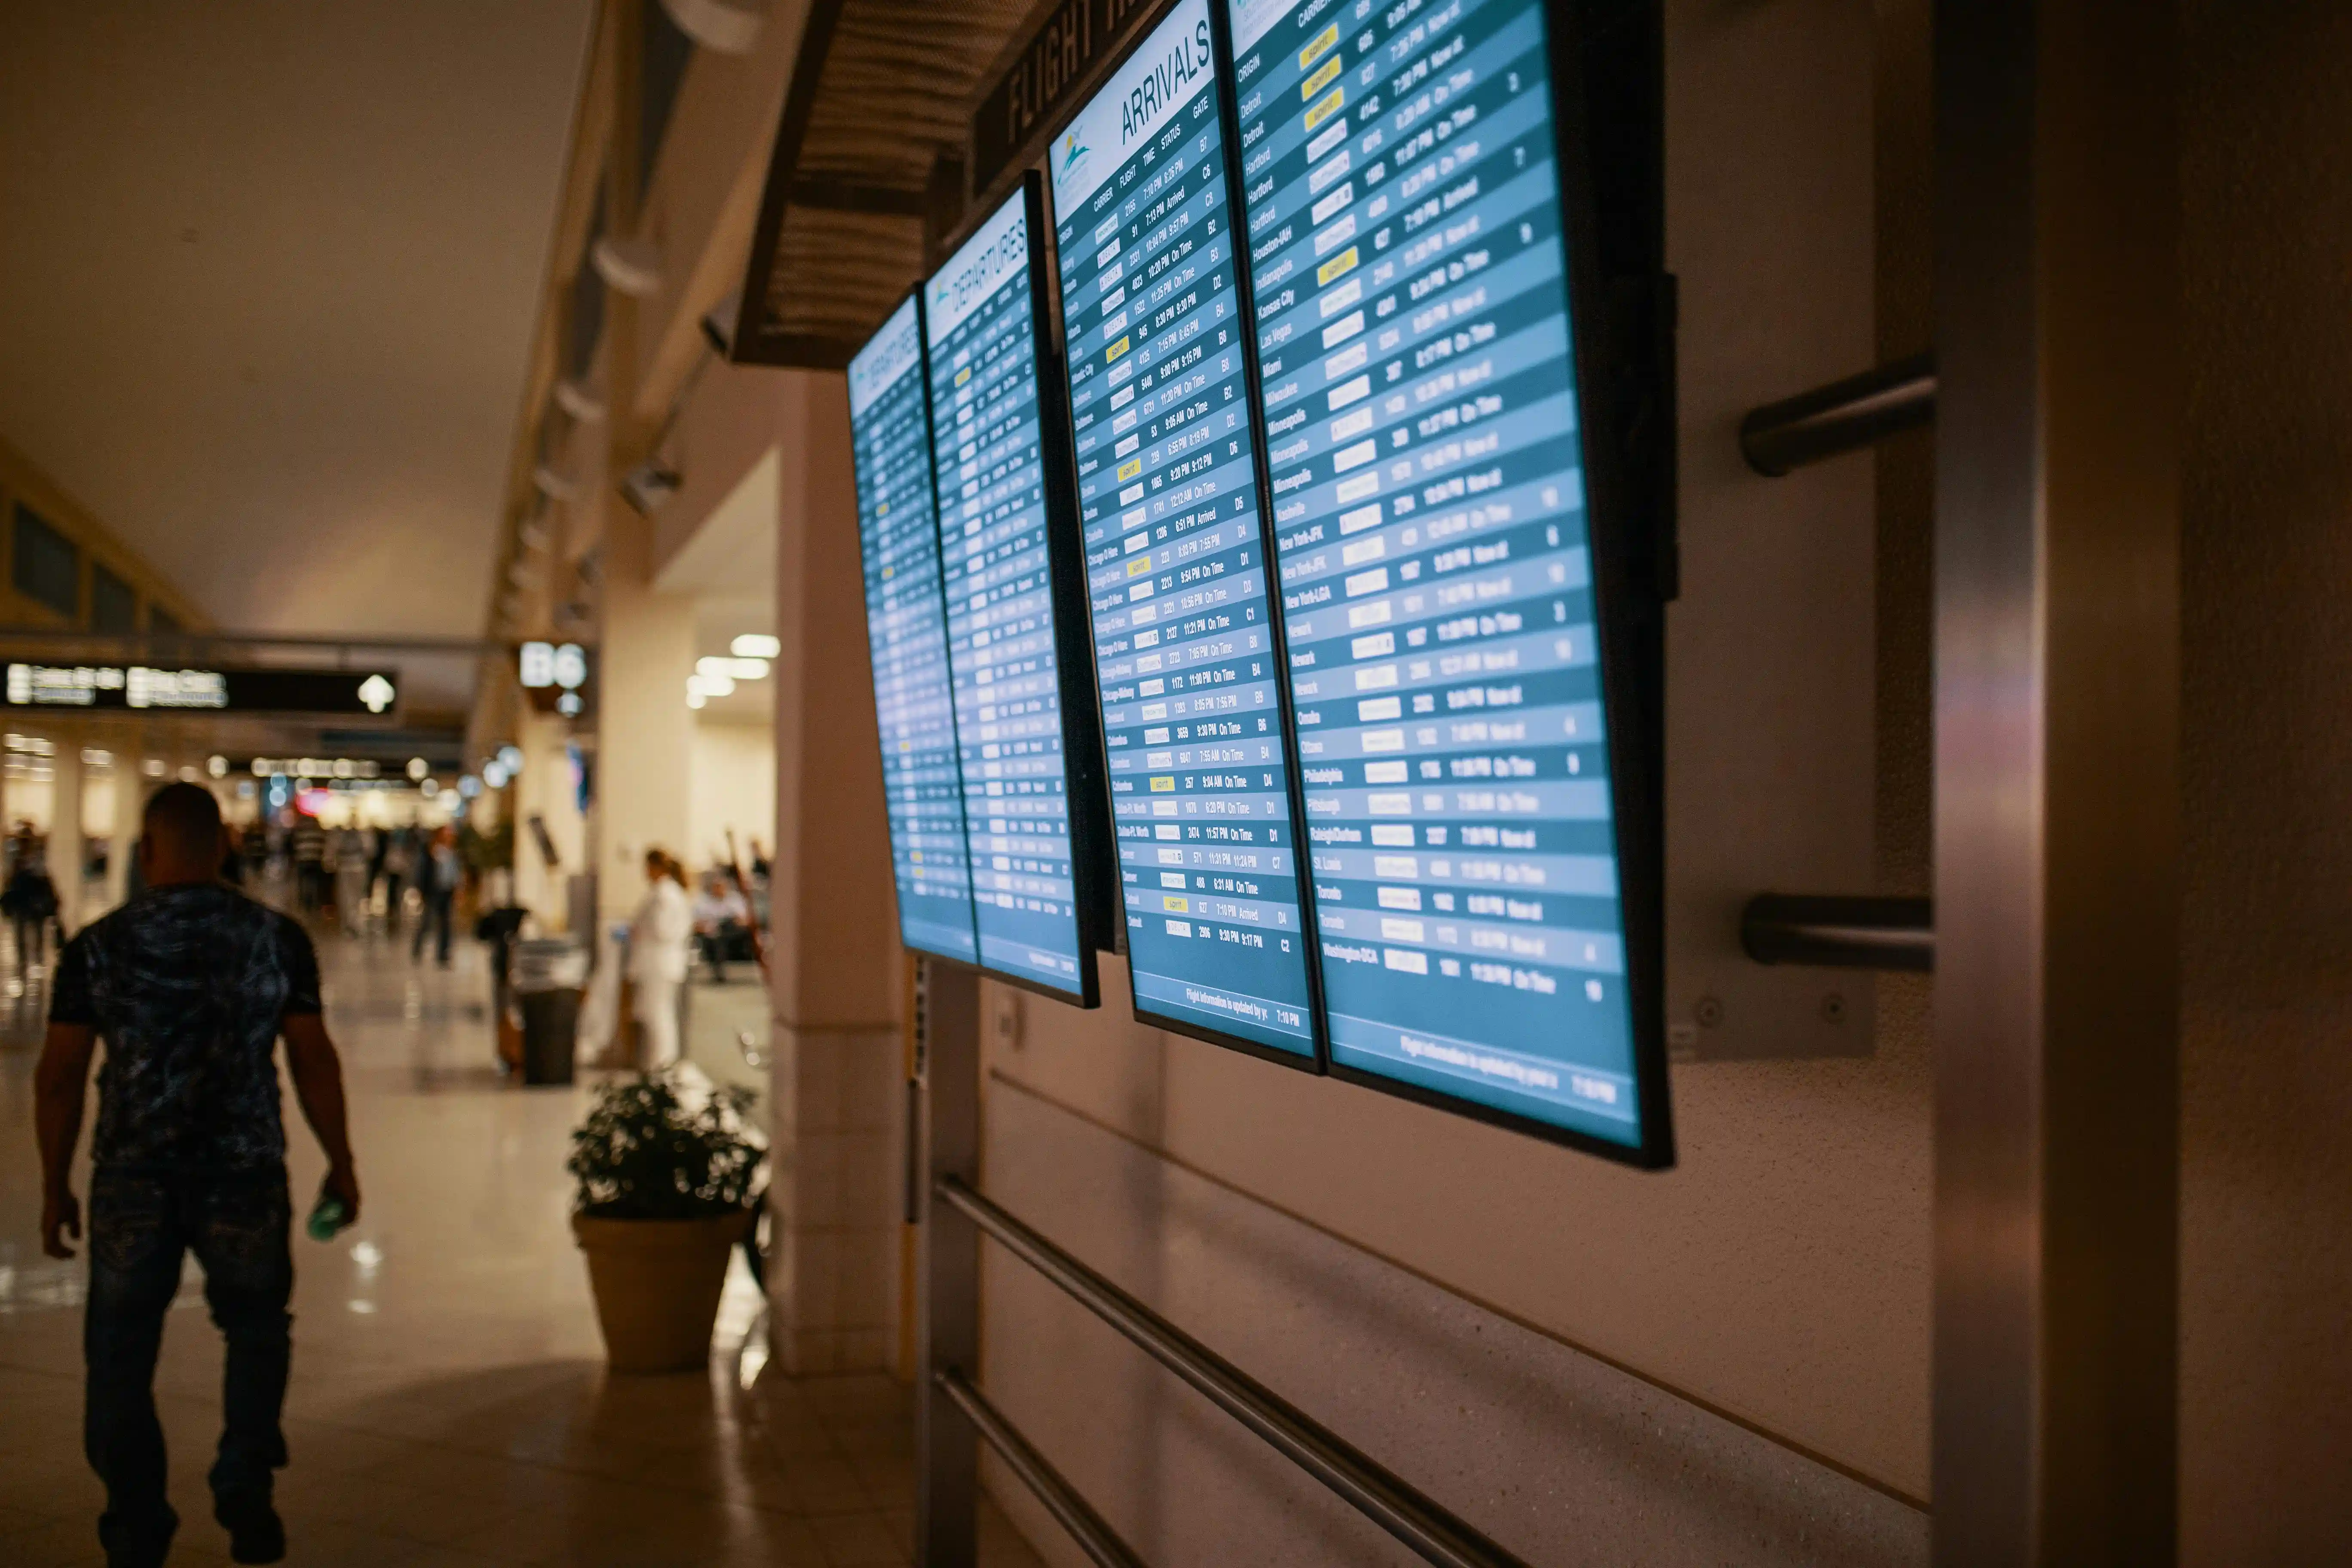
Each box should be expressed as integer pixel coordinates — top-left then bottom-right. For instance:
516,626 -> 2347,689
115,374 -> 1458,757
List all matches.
0,921 -> 1042,1567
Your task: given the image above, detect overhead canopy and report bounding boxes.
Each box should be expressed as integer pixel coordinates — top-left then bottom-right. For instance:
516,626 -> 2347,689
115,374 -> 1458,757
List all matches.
729,0 -> 1038,368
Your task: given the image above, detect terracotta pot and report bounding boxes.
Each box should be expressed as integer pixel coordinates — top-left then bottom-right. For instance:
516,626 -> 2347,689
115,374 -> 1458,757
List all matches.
571,1208 -> 754,1373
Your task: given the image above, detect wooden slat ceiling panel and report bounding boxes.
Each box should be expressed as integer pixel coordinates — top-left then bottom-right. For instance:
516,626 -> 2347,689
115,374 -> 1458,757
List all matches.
736,0 -> 1036,365
763,209 -> 927,338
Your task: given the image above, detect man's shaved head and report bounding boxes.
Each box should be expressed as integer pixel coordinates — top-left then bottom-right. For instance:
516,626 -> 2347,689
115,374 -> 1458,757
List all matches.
143,782 -> 223,866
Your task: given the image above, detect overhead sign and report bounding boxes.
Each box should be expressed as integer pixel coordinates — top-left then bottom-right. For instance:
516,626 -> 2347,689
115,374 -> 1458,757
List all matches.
2,664 -> 400,717
518,641 -> 589,690
971,0 -> 1161,198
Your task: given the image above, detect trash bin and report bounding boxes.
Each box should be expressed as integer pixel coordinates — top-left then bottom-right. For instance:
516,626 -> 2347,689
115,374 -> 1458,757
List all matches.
513,938 -> 590,1087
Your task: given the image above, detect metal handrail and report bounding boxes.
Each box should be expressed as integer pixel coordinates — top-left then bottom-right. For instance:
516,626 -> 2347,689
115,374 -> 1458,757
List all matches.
1742,894 -> 1933,971
1739,352 -> 1936,476
935,1175 -> 1531,1568
935,1367 -> 1146,1568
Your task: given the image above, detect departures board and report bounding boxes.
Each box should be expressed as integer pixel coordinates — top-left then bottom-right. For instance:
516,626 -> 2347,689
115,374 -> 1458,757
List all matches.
848,293 -> 979,964
1223,0 -> 1659,1154
1050,0 -> 1321,1063
923,185 -> 1102,1004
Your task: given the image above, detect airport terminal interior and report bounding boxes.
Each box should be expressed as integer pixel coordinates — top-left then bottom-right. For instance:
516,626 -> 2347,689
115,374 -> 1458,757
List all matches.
0,1 -> 2346,1565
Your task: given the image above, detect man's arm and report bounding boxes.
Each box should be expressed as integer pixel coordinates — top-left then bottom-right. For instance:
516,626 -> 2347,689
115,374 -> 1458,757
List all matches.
34,1022 -> 97,1259
283,1014 -> 360,1220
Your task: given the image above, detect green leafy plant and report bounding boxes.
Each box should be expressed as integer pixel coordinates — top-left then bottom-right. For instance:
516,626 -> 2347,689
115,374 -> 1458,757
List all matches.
567,1070 -> 764,1220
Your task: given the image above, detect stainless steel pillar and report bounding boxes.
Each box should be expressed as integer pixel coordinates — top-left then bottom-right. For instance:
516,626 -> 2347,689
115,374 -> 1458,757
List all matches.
916,957 -> 981,1565
1933,2 -> 2180,1562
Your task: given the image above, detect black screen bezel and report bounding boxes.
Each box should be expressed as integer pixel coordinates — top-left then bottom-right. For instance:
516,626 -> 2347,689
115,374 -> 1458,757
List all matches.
1215,0 -> 1676,1168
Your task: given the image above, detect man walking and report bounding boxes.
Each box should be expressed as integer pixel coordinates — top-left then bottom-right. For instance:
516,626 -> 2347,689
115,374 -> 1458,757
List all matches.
34,783 -> 359,1567
410,823 -> 459,967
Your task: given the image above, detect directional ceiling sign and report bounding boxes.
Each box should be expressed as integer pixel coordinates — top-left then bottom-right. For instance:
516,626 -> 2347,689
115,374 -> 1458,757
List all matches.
1,663 -> 401,718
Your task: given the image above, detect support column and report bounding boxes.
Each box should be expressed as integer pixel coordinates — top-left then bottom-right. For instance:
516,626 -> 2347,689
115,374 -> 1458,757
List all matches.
1932,2 -> 2179,1562
516,709 -> 585,929
51,730 -> 83,934
766,373 -> 905,1373
594,503 -> 697,926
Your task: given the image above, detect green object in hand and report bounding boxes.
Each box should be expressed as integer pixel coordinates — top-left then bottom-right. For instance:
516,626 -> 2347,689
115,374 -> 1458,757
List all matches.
306,1188 -> 350,1243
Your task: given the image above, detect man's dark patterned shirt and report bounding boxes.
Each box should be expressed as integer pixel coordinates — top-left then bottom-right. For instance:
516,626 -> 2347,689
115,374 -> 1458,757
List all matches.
52,884 -> 322,1169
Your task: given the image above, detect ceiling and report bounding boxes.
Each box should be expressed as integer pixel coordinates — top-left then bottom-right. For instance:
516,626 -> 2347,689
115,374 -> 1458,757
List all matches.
732,0 -> 1036,367
0,1 -> 597,710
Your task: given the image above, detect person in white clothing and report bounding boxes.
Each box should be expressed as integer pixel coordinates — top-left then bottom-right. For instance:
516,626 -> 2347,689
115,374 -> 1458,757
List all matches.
628,849 -> 693,1069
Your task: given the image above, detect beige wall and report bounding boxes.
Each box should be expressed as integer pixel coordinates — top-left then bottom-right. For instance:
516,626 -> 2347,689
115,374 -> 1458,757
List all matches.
685,714 -> 774,875
0,435 -> 206,630
649,358 -> 789,580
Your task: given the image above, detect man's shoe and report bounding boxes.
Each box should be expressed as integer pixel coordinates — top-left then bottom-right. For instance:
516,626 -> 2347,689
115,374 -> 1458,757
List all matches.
99,1503 -> 177,1568
104,1536 -> 172,1568
215,1492 -> 285,1565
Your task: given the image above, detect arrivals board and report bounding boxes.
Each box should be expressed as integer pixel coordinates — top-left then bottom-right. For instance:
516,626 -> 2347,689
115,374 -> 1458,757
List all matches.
1226,0 -> 1653,1149
1051,0 -> 1320,1062
848,293 -> 979,964
924,186 -> 1101,1002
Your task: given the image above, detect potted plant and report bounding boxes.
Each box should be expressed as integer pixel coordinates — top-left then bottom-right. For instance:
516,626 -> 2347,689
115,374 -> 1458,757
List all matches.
568,1070 -> 765,1372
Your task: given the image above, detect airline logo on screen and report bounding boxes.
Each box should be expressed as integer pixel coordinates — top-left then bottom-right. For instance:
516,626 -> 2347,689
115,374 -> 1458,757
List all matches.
1059,128 -> 1091,186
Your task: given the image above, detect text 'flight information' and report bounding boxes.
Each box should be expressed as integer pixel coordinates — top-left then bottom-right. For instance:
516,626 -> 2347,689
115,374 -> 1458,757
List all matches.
1229,0 -> 1640,1141
1053,0 -> 1317,1057
848,295 -> 977,963
925,192 -> 1090,996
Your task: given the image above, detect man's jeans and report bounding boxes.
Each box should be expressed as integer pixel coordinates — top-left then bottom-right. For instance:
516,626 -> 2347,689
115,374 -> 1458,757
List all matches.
85,1165 -> 292,1562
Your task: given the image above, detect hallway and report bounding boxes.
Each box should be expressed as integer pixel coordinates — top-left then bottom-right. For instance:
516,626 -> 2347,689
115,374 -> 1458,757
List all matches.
0,931 -> 1037,1567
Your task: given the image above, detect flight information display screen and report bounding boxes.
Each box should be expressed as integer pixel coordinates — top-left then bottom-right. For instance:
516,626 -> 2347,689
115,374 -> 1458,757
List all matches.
924,187 -> 1098,1001
1227,0 -> 1648,1147
849,294 -> 978,963
1051,0 -> 1320,1061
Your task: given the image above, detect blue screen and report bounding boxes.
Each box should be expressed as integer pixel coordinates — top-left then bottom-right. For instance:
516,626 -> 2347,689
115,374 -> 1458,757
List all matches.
1050,0 -> 1319,1058
1228,0 -> 1642,1143
848,295 -> 977,963
923,192 -> 1092,997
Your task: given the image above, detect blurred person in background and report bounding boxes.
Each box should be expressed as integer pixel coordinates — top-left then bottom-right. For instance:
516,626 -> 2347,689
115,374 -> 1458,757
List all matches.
690,870 -> 749,984
330,827 -> 368,934
628,849 -> 692,1068
4,825 -> 63,977
288,812 -> 326,917
378,826 -> 413,936
409,825 -> 458,968
363,827 -> 386,918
